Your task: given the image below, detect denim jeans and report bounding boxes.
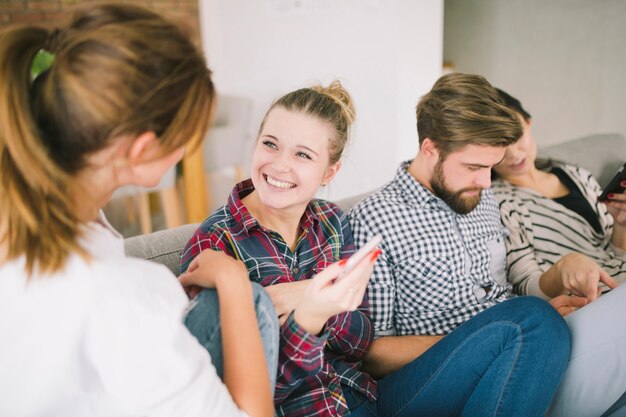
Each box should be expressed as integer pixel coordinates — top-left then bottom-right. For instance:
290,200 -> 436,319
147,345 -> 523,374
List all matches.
183,282 -> 279,390
348,296 -> 570,417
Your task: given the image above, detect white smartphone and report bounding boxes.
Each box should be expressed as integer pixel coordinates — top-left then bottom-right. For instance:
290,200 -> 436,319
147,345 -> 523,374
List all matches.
340,235 -> 382,277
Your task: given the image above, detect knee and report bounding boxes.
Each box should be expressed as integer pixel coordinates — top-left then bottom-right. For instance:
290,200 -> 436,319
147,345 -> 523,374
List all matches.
513,296 -> 571,349
251,282 -> 279,331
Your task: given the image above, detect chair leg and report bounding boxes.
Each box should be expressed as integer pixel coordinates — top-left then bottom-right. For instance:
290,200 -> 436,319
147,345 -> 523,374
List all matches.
137,193 -> 152,235
161,186 -> 182,229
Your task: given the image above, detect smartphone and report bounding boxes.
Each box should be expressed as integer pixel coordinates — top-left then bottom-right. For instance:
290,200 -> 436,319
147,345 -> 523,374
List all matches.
598,162 -> 626,202
340,235 -> 382,278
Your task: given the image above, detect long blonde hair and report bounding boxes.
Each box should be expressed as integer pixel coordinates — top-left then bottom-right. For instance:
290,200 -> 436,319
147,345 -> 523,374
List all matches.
0,4 -> 214,275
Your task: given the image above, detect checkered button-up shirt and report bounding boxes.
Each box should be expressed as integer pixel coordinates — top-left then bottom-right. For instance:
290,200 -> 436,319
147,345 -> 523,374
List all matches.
180,180 -> 376,417
349,161 -> 512,336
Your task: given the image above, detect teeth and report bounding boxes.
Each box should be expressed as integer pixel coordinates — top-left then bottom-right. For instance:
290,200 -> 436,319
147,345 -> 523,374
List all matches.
266,175 -> 296,189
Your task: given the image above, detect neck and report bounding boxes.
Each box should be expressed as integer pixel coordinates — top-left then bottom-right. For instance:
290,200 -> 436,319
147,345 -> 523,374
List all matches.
73,171 -> 116,223
242,191 -> 307,249
407,153 -> 434,192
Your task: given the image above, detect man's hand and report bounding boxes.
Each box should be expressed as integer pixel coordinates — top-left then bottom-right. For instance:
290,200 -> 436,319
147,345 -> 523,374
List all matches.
549,294 -> 588,317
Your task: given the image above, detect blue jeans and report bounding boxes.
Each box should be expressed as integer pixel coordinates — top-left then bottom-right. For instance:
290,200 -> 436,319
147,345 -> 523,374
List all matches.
348,296 -> 571,417
183,282 -> 279,390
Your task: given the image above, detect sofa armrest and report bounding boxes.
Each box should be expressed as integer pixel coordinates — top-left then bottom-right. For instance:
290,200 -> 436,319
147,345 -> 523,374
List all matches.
124,223 -> 198,276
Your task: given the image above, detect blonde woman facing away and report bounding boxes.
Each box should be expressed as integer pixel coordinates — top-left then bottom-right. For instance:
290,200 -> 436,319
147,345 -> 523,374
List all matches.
0,4 -> 277,417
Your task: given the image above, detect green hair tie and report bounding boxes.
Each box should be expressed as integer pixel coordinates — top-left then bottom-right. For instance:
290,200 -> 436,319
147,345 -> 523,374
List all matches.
30,49 -> 55,81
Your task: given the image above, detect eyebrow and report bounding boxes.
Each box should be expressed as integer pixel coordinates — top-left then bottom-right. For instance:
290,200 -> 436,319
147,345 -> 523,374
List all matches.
262,135 -> 320,157
463,154 -> 506,168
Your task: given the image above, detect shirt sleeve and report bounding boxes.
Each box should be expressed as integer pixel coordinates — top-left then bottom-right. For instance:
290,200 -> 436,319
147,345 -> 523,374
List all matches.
87,261 -> 248,417
498,199 -> 549,299
274,312 -> 329,404
180,224 -> 236,274
349,211 -> 397,337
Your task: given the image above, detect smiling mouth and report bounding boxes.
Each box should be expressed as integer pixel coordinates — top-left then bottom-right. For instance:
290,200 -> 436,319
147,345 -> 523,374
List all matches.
264,174 -> 296,189
511,159 -> 526,169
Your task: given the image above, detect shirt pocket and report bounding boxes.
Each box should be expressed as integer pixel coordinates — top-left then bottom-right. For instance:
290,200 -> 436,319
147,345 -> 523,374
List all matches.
395,257 -> 456,316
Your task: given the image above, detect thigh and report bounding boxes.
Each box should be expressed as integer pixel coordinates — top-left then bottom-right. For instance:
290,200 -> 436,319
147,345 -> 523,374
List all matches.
376,297 -> 569,417
550,285 -> 626,417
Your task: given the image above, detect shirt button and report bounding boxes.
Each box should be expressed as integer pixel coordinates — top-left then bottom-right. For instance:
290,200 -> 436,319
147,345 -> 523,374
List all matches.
328,372 -> 336,379
292,267 -> 299,274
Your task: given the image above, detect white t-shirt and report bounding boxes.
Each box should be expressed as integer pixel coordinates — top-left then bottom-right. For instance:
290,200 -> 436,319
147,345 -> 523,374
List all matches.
0,217 -> 248,417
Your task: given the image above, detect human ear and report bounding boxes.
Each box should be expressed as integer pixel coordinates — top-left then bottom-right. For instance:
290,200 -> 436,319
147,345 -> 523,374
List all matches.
321,161 -> 342,186
421,138 -> 440,162
127,131 -> 159,165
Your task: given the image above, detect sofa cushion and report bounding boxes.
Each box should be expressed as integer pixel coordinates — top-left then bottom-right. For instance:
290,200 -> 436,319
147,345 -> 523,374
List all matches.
538,133 -> 625,187
124,223 -> 198,276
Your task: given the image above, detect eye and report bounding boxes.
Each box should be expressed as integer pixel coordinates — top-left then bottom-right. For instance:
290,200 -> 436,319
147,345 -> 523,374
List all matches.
296,151 -> 312,160
467,166 -> 481,172
262,140 -> 277,150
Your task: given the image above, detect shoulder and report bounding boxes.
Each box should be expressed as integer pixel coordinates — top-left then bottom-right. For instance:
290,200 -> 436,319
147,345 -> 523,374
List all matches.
349,181 -> 408,222
559,163 -> 597,185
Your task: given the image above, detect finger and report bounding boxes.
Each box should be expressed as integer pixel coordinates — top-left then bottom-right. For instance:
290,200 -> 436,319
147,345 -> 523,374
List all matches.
178,270 -> 198,288
312,262 -> 345,288
187,256 -> 200,273
584,272 -> 599,302
567,295 -> 589,309
188,285 -> 202,299
599,270 -> 619,290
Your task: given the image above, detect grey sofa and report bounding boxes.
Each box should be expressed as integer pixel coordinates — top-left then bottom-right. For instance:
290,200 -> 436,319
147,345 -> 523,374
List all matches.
124,132 -> 625,273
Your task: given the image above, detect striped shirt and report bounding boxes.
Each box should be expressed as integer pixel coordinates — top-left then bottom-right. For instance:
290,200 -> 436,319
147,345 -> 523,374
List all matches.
349,161 -> 512,336
492,163 -> 626,298
180,180 -> 376,417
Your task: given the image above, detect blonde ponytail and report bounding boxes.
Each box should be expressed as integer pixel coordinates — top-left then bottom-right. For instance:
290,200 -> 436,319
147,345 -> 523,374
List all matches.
0,4 -> 214,276
0,26 -> 81,275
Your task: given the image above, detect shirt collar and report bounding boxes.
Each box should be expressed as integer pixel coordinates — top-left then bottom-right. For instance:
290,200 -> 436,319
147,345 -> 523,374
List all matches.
395,160 -> 441,209
226,179 -> 321,235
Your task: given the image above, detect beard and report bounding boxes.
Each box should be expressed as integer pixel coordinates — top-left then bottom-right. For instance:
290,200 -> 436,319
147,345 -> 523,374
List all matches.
430,160 -> 482,215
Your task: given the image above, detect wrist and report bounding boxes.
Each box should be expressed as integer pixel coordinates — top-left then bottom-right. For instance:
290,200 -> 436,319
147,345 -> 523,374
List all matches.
214,261 -> 251,291
293,307 -> 328,336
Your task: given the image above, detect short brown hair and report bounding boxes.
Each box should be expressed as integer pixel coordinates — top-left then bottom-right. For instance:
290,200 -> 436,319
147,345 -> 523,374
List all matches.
416,73 -> 522,157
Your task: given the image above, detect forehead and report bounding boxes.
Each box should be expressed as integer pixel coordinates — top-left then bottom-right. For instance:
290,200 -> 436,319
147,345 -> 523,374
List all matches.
261,107 -> 333,149
444,144 -> 506,166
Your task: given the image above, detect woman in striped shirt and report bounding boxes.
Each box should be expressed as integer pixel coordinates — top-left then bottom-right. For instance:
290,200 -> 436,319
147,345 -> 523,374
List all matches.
491,89 -> 626,303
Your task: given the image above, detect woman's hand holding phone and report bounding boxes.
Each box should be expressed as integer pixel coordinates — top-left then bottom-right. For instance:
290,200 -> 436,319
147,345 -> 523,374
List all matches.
293,237 -> 383,335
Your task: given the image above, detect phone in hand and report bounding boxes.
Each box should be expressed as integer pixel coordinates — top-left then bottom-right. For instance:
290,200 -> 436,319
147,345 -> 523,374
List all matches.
339,235 -> 382,278
598,162 -> 626,202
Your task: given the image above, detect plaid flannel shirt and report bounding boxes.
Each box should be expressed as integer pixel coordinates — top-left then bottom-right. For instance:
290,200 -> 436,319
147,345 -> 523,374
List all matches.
180,180 -> 376,417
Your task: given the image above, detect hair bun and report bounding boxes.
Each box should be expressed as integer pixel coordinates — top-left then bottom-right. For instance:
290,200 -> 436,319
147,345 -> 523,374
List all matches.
312,80 -> 356,125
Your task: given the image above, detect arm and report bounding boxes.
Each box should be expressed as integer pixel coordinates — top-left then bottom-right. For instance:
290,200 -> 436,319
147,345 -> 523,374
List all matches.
498,199 -> 548,298
180,251 -> 274,417
362,335 -> 443,379
275,256 -> 377,404
500,200 -> 617,302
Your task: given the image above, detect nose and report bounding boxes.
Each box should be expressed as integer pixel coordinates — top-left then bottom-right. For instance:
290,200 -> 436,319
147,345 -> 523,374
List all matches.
272,151 -> 291,173
504,144 -> 523,162
474,169 -> 491,189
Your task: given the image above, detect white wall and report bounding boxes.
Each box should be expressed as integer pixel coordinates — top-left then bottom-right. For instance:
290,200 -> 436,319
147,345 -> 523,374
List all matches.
199,0 -> 443,201
444,0 -> 626,148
